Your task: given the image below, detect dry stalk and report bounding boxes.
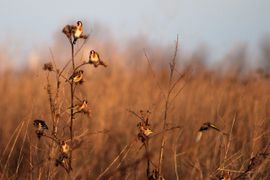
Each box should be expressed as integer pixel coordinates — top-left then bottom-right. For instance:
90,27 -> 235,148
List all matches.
158,35 -> 179,176
96,141 -> 135,180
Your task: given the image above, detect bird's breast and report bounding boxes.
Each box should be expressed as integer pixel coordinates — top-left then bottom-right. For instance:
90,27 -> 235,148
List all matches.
74,30 -> 82,37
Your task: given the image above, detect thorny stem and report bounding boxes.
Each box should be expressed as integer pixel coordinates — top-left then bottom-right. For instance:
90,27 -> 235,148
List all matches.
74,62 -> 88,72
42,134 -> 60,144
69,40 -> 75,170
145,140 -> 151,179
46,74 -> 56,136
158,35 -> 179,175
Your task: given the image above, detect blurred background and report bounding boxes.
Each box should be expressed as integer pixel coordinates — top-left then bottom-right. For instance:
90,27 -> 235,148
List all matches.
0,0 -> 270,179
0,0 -> 270,71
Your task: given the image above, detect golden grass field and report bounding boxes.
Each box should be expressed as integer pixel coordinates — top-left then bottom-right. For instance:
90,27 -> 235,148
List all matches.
0,34 -> 270,180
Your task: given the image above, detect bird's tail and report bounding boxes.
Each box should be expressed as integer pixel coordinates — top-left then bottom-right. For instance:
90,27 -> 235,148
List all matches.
100,61 -> 108,67
73,38 -> 78,44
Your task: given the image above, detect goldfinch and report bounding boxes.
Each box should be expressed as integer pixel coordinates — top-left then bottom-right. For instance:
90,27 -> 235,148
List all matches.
33,119 -> 49,130
33,119 -> 48,139
55,153 -> 68,167
218,174 -> 231,180
88,50 -> 108,68
137,122 -> 153,137
76,100 -> 88,112
196,122 -> 220,142
199,122 -> 220,132
60,141 -> 70,154
68,70 -> 84,83
72,21 -> 83,44
68,100 -> 88,113
142,127 -> 153,136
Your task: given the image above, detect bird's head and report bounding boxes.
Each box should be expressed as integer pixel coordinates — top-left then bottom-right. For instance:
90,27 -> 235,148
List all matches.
77,21 -> 83,27
203,122 -> 211,126
90,50 -> 95,56
79,70 -> 84,74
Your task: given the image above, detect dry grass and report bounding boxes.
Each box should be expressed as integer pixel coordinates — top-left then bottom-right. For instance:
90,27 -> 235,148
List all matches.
0,33 -> 270,179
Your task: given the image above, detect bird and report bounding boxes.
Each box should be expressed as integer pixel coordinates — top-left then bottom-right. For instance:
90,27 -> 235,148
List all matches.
72,21 -> 83,44
60,141 -> 70,154
68,70 -> 84,83
137,122 -> 153,137
196,122 -> 220,142
33,119 -> 49,130
88,50 -> 108,68
76,100 -> 88,112
68,100 -> 88,113
199,122 -> 220,132
142,127 -> 153,136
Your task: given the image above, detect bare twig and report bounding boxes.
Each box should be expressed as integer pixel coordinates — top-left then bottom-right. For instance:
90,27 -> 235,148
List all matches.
69,40 -> 75,170
173,129 -> 183,180
143,50 -> 166,100
1,121 -> 25,180
158,35 -> 179,175
59,38 -> 89,77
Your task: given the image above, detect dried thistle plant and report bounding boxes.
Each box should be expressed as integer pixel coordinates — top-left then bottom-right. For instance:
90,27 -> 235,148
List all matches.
32,20 -> 107,174
43,62 -> 53,71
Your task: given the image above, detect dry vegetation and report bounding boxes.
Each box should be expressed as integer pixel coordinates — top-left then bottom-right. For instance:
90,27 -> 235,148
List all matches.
0,23 -> 270,180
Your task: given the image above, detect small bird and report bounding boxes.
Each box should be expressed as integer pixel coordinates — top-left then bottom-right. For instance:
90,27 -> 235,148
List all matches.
33,119 -> 49,130
55,153 -> 68,167
76,100 -> 88,112
142,127 -> 153,136
196,122 -> 220,142
72,21 -> 83,44
69,100 -> 88,113
137,122 -> 153,137
68,70 -> 84,83
88,50 -> 108,68
199,122 -> 220,132
60,141 -> 70,154
218,174 -> 231,180
33,119 -> 48,139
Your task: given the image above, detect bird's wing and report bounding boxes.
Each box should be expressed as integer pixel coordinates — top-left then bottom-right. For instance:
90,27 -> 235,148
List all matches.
196,132 -> 203,142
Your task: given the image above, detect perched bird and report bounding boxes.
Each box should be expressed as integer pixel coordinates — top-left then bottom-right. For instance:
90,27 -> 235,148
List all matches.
196,122 -> 220,142
60,141 -> 70,154
55,153 -> 68,167
218,174 -> 231,180
33,119 -> 48,139
76,100 -> 88,112
33,119 -> 49,130
68,70 -> 84,83
137,122 -> 153,137
69,100 -> 88,113
149,169 -> 165,180
142,127 -> 153,136
72,21 -> 83,44
88,50 -> 108,68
